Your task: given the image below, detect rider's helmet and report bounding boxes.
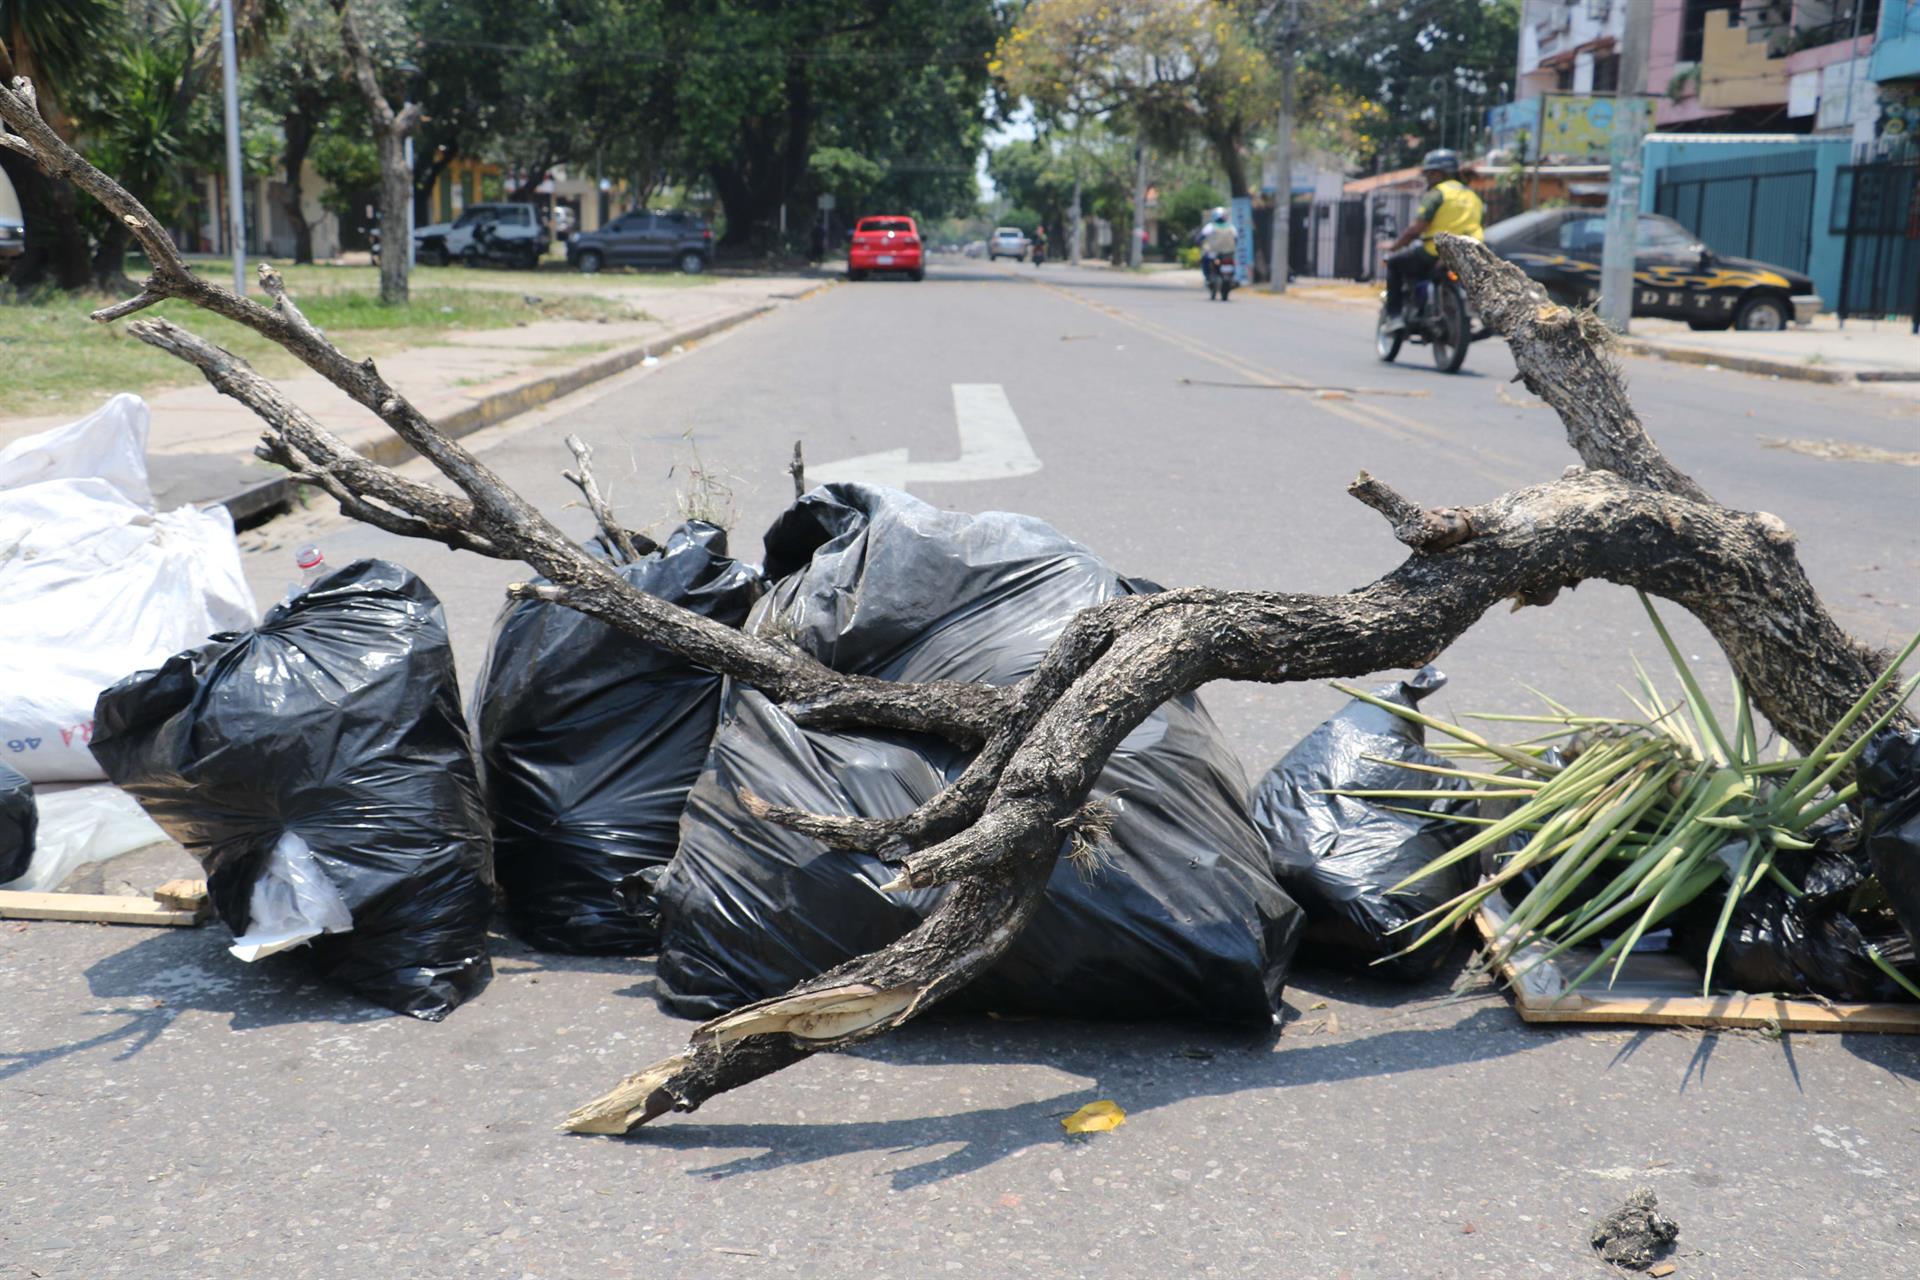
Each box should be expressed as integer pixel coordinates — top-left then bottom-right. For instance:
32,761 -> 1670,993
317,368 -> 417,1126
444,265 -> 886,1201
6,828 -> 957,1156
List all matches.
1208,206 -> 1229,223
1420,149 -> 1461,177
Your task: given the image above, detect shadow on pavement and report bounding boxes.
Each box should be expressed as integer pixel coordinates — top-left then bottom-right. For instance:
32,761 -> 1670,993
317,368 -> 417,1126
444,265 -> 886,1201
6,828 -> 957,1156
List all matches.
618,938 -> 1554,1191
627,1005 -> 1542,1189
1,927 -> 388,1084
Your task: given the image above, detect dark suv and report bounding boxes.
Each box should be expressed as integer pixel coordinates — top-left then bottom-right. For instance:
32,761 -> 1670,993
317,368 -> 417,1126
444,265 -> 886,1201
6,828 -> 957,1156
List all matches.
567,209 -> 713,274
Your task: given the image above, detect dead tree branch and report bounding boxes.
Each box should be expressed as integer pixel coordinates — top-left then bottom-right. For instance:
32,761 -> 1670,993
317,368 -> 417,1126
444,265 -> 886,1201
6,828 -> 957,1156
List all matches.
6,80 -> 1907,1135
562,434 -> 653,564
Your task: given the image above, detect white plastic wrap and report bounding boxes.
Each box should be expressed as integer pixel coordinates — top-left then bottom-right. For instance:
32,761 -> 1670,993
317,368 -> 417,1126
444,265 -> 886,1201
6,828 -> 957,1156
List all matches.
228,832 -> 355,962
0,395 -> 257,782
0,783 -> 172,893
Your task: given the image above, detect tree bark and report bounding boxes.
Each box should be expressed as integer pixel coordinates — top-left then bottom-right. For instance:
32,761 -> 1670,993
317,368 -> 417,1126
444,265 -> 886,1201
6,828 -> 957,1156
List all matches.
3,74 -> 1910,1137
335,1 -> 418,304
282,109 -> 317,265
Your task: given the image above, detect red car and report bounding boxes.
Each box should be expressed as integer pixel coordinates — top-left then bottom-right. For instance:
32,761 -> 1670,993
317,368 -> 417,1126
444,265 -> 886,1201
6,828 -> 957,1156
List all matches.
847,215 -> 925,281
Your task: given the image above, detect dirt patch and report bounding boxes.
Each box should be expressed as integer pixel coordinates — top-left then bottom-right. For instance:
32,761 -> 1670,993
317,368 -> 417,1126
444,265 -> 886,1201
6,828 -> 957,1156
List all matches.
1762,436 -> 1920,466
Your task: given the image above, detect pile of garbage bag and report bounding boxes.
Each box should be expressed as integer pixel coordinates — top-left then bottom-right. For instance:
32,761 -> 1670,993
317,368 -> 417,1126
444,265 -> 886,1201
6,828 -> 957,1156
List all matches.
1672,827 -> 1920,1003
474,523 -> 762,954
649,484 -> 1303,1023
1249,669 -> 1478,980
0,395 -> 254,784
91,560 -> 494,1021
1864,726 -> 1920,957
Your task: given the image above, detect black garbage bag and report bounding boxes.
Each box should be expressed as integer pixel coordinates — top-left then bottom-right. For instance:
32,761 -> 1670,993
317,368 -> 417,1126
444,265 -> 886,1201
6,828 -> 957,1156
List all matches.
473,522 -> 761,953
1674,826 -> 1920,1003
1249,668 -> 1476,980
1862,726 -> 1920,955
652,484 -> 1302,1023
0,761 -> 33,883
90,560 -> 493,1021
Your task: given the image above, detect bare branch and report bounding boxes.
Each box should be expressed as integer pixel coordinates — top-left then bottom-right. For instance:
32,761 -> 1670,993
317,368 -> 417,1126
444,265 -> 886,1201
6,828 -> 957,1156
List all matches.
1347,470 -> 1473,551
562,434 -> 652,563
89,291 -> 166,324
1438,235 -> 1712,504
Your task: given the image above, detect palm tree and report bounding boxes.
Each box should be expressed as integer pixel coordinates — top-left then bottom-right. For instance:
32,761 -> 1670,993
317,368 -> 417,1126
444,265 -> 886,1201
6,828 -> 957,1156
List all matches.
1,0 -> 116,288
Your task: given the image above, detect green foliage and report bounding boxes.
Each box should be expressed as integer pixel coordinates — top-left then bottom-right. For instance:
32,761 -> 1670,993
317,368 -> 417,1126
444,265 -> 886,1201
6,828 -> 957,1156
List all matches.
1303,0 -> 1521,170
1160,181 -> 1223,241
312,132 -> 381,217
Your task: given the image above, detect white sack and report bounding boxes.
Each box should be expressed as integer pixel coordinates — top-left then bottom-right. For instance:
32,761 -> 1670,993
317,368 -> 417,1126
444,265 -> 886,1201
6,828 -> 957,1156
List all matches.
0,395 -> 256,782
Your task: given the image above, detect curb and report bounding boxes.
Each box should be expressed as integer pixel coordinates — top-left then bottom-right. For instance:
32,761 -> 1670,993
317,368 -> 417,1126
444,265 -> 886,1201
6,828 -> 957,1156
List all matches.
1612,336 -> 1920,386
215,295 -> 802,528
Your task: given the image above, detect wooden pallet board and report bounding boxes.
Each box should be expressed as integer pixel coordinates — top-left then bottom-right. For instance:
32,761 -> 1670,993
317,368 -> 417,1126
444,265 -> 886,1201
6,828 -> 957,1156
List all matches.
0,879 -> 209,928
1473,892 -> 1920,1035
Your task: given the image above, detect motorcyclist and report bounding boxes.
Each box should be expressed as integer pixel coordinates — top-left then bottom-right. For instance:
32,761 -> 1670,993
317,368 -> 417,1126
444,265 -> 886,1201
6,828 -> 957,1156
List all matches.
1382,149 -> 1484,333
1198,206 -> 1238,283
1032,224 -> 1048,264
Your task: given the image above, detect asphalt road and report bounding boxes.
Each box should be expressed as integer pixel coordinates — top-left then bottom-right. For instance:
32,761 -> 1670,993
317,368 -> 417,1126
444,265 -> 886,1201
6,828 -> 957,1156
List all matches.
5,260 -> 1919,1279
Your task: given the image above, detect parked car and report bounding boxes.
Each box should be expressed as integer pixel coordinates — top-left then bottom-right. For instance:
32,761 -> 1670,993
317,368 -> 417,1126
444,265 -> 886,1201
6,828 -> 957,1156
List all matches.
413,202 -> 551,268
1485,207 -> 1821,331
962,240 -> 987,258
847,215 -> 924,281
0,215 -> 21,262
988,226 -> 1029,261
566,208 -> 713,274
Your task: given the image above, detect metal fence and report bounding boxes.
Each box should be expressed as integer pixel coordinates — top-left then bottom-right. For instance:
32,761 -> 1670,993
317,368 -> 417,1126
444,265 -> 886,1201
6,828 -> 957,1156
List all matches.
1653,150 -> 1818,276
1832,154 -> 1920,324
1289,196 -> 1374,281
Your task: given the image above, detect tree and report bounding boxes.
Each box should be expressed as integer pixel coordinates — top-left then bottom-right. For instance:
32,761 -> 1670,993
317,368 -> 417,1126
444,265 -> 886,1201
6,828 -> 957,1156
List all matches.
667,0 -> 1002,249
0,0 -> 117,289
8,78 -> 1910,1134
997,0 -> 1278,258
1303,0 -> 1520,171
402,0 -> 515,226
250,0 -> 385,264
334,0 -> 418,304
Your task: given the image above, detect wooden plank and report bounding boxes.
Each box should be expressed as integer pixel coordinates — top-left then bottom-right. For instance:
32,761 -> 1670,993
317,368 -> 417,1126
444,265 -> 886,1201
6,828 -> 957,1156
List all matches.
1473,893 -> 1920,1036
151,879 -> 209,913
0,888 -> 209,927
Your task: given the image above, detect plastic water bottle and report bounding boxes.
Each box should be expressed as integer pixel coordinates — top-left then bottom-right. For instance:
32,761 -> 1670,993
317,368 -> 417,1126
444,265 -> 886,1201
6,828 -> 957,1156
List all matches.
283,544 -> 326,604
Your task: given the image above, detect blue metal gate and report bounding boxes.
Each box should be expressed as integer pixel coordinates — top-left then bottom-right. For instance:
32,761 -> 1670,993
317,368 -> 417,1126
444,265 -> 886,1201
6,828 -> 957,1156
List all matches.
1654,150 -> 1817,275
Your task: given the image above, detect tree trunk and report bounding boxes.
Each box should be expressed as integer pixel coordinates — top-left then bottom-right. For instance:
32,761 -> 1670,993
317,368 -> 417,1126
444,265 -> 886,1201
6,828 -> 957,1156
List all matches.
374,129 -> 409,302
337,0 -> 419,305
90,219 -> 135,292
1209,122 -> 1250,200
413,144 -> 453,228
282,113 -> 317,265
1069,176 -> 1083,266
0,149 -> 90,290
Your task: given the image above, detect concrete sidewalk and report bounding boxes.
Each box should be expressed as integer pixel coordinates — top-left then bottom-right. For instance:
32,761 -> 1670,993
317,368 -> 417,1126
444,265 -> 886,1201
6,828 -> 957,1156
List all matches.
0,273 -> 827,522
1617,313 -> 1920,385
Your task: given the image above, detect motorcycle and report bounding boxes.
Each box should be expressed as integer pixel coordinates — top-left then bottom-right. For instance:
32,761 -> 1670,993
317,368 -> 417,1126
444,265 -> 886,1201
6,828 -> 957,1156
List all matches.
1204,254 -> 1237,301
1375,267 -> 1483,373
1032,242 -> 1046,267
463,219 -> 541,271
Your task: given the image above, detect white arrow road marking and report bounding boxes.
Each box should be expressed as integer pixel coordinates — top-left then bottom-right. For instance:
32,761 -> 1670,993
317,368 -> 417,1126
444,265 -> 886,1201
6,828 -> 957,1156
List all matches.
809,383 -> 1042,488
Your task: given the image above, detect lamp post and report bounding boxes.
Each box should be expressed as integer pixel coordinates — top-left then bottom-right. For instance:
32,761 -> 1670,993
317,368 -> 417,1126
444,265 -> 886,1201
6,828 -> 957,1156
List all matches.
218,0 -> 244,294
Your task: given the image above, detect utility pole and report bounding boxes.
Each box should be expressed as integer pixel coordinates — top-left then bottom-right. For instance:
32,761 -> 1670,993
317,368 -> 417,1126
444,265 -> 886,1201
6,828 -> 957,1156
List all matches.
1129,138 -> 1147,268
1265,0 -> 1301,293
218,0 -> 245,295
1597,0 -> 1654,332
